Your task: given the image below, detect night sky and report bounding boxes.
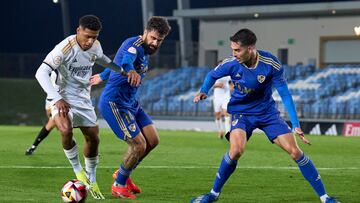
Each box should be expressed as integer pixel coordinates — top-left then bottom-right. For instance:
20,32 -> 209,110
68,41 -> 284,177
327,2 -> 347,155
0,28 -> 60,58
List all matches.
1,0 -> 354,54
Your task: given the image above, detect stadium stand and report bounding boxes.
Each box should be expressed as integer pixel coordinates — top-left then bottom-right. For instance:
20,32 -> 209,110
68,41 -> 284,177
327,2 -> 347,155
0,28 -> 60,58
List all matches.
119,65 -> 360,120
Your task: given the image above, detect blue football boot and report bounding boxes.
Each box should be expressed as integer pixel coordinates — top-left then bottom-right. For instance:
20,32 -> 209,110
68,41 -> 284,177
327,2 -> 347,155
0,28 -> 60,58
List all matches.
325,197 -> 340,203
190,193 -> 218,203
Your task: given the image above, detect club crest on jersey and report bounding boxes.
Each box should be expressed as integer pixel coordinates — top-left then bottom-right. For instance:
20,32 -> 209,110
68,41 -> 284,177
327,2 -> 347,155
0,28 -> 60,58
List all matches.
53,56 -> 62,66
127,47 -> 137,54
257,75 -> 266,83
129,124 -> 136,132
90,54 -> 97,62
232,119 -> 238,126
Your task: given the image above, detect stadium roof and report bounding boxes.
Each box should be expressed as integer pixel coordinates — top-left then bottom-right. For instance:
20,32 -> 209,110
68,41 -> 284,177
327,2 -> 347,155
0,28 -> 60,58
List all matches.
173,1 -> 360,20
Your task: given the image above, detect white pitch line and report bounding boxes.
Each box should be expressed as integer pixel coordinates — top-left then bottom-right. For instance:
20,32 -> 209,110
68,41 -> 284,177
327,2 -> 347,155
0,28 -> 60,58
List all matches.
0,165 -> 358,170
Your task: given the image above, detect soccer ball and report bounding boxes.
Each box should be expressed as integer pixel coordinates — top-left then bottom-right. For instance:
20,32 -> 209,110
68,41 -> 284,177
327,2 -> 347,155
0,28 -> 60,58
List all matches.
61,179 -> 87,203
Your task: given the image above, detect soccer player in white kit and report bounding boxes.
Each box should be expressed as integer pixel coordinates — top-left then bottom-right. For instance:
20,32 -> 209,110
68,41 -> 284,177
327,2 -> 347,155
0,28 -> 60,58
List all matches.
35,15 -> 126,200
213,75 -> 232,139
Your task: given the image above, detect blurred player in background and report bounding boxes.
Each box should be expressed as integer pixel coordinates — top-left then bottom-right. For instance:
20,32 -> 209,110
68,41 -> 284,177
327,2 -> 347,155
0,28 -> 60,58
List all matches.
191,28 -> 339,203
212,69 -> 232,139
25,71 -> 58,155
94,16 -> 170,199
35,15 -> 127,200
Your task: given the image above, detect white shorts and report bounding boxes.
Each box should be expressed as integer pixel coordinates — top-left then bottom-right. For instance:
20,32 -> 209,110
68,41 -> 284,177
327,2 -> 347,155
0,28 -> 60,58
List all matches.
213,96 -> 230,113
45,99 -> 51,110
50,98 -> 97,127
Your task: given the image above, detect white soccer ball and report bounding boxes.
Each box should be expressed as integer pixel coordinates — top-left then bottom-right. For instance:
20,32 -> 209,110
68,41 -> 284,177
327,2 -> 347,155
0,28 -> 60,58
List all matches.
61,179 -> 87,203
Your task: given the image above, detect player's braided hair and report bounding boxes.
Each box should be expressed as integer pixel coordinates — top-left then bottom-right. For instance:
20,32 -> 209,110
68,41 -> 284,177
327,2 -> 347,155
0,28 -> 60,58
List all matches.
79,15 -> 102,31
230,28 -> 257,46
146,16 -> 171,36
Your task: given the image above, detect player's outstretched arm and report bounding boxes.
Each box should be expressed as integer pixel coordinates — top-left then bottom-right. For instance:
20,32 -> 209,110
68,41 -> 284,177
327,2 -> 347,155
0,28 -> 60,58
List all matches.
95,55 -> 127,76
275,83 -> 311,145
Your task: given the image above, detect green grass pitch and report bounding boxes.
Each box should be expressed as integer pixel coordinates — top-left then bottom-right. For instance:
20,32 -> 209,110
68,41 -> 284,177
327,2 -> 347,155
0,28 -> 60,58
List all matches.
0,125 -> 359,202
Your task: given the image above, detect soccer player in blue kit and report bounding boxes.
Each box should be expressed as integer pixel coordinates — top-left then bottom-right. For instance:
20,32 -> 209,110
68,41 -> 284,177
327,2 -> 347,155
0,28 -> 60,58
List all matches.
190,29 -> 339,203
96,16 -> 171,199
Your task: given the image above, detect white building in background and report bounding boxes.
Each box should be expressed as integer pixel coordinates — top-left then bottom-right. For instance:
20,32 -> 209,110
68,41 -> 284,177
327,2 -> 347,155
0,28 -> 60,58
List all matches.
174,1 -> 360,68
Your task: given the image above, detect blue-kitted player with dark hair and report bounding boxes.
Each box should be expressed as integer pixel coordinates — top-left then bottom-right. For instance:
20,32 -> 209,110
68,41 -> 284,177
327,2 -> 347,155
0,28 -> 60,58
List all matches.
190,28 -> 339,203
91,16 -> 171,199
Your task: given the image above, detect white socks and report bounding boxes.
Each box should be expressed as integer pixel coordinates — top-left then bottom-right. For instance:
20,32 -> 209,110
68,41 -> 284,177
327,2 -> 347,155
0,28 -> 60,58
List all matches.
85,156 -> 99,183
210,189 -> 220,198
63,143 -> 83,174
215,119 -> 224,132
320,194 -> 329,203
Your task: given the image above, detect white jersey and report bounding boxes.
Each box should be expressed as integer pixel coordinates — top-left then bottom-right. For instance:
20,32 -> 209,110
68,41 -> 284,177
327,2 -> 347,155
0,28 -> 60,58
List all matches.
43,35 -> 104,101
213,76 -> 231,98
45,71 -> 59,109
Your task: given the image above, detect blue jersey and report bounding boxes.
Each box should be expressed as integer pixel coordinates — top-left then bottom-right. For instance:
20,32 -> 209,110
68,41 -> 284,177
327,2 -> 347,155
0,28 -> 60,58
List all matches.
100,36 -> 149,112
200,50 -> 300,128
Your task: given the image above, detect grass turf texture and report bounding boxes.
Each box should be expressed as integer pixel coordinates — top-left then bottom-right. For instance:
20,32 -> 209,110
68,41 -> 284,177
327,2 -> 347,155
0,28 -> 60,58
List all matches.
0,125 -> 359,202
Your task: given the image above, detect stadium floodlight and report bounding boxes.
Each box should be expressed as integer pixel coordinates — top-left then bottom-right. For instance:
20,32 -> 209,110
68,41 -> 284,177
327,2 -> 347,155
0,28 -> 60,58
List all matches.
354,26 -> 360,36
53,0 -> 59,3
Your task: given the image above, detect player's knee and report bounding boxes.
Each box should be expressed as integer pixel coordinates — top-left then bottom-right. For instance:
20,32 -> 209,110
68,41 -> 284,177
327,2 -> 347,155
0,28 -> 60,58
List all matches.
87,134 -> 100,146
58,124 -> 72,137
135,143 -> 146,156
149,135 -> 159,149
289,147 -> 303,160
229,147 -> 244,160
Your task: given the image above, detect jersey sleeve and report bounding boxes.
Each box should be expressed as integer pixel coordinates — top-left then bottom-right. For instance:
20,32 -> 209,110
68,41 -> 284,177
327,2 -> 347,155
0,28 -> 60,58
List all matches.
200,62 -> 233,94
42,44 -> 64,70
270,55 -> 287,88
275,83 -> 300,129
94,40 -> 105,59
100,68 -> 111,81
114,43 -> 137,72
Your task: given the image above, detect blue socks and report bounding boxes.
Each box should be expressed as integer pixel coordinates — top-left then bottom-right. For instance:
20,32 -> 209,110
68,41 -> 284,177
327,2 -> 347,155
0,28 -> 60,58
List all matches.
212,152 -> 238,193
115,164 -> 132,186
296,153 -> 326,197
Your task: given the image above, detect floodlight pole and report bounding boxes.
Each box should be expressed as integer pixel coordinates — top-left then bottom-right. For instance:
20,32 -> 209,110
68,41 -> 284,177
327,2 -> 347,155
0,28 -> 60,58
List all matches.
60,0 -> 71,37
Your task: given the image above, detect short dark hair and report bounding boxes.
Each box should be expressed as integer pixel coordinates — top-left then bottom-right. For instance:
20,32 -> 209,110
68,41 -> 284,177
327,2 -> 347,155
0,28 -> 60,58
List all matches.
146,16 -> 171,36
79,15 -> 102,31
230,28 -> 257,46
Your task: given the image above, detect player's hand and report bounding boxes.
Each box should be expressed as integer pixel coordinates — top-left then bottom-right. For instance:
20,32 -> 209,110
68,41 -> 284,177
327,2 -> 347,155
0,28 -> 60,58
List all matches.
55,99 -> 70,118
193,92 -> 207,103
294,127 -> 311,145
90,74 -> 103,86
127,70 -> 141,86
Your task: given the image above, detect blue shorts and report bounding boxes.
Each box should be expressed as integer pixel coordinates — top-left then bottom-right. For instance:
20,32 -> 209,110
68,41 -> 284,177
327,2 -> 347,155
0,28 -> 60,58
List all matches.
99,101 -> 153,141
231,112 -> 291,142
